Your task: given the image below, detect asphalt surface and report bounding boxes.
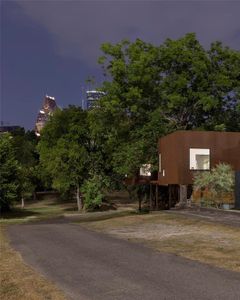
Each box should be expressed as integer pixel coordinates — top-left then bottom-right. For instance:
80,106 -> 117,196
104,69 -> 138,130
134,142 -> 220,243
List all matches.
7,222 -> 240,300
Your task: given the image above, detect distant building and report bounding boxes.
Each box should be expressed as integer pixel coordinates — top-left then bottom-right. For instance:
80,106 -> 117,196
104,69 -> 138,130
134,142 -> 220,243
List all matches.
35,95 -> 58,136
0,124 -> 21,134
86,90 -> 105,109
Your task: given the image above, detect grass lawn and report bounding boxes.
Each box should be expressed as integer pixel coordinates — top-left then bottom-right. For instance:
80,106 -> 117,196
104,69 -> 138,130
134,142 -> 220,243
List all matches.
0,196 -> 78,225
79,211 -> 240,272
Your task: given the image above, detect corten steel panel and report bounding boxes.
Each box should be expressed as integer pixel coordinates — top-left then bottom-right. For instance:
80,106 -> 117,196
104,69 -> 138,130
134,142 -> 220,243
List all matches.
158,131 -> 240,185
158,132 -> 182,185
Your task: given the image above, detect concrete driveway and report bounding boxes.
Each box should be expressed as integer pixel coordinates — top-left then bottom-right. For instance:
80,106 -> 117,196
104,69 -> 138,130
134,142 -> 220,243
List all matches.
7,221 -> 240,300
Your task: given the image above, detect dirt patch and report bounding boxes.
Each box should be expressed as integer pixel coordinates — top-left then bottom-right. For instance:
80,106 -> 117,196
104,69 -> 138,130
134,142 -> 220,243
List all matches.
81,212 -> 240,272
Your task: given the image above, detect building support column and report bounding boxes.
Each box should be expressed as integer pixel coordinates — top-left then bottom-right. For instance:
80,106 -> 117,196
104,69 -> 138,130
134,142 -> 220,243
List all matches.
235,171 -> 240,209
168,185 -> 172,209
156,185 -> 159,210
179,184 -> 187,208
150,184 -> 153,211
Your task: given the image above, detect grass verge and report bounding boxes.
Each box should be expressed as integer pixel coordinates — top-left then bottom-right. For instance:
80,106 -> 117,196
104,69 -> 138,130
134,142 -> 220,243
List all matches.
0,198 -> 76,299
0,198 -> 78,225
0,225 -> 66,300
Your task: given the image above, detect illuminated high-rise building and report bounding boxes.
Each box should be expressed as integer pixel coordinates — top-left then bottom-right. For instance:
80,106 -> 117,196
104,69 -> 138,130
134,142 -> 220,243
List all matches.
35,95 -> 58,136
86,90 -> 105,109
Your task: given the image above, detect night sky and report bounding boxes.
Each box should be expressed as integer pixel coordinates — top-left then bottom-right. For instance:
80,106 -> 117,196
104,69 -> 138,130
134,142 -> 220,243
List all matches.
1,0 -> 240,130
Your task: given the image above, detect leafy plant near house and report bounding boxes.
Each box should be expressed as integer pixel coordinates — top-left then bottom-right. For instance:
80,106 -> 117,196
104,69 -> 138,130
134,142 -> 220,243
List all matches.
193,163 -> 234,207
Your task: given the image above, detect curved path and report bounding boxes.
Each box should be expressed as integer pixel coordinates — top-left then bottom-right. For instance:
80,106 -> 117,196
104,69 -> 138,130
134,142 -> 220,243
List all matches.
7,222 -> 240,300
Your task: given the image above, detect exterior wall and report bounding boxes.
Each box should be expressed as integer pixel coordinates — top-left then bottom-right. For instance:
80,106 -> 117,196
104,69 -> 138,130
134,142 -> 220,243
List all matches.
158,132 -> 182,184
158,131 -> 240,185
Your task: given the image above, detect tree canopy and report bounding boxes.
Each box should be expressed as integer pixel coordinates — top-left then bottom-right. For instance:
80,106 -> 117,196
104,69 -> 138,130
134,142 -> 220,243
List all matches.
0,134 -> 20,212
91,33 -> 240,177
2,33 -> 239,211
37,106 -> 91,210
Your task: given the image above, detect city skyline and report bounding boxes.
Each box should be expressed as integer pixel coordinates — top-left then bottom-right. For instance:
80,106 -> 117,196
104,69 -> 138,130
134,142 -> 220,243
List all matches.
1,0 -> 240,130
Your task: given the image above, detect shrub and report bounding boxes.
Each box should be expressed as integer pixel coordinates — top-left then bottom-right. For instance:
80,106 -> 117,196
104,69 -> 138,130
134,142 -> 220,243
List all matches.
193,163 -> 234,207
81,175 -> 109,210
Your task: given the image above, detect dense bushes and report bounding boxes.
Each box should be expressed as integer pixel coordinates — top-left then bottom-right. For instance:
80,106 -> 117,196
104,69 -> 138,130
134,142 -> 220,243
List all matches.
0,134 -> 20,212
193,163 -> 235,207
81,175 -> 109,210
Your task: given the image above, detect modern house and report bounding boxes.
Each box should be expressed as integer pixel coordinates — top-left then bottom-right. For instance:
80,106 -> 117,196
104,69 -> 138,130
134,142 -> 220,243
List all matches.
157,131 -> 240,185
150,131 -> 240,209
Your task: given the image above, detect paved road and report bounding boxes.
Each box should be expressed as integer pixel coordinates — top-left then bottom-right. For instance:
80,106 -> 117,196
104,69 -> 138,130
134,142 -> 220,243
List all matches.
7,222 -> 240,300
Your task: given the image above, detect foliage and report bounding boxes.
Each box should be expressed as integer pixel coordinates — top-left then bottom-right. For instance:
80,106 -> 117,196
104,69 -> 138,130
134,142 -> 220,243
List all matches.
193,163 -> 235,207
10,128 -> 40,206
11,128 -> 38,166
0,134 -> 20,212
3,33 -> 239,212
92,33 -> 240,180
194,163 -> 234,193
81,175 -> 110,210
37,106 -> 90,209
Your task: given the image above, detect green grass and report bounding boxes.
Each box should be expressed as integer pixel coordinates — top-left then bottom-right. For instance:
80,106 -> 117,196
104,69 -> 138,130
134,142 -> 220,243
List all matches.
0,198 -> 78,224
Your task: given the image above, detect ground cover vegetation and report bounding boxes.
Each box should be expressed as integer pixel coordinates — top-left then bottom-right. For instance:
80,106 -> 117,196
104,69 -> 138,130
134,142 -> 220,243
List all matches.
193,163 -> 235,208
1,33 -> 239,212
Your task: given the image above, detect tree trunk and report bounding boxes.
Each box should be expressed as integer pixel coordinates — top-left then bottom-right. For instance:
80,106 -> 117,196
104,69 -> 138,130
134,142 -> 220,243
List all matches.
76,184 -> 82,211
138,198 -> 142,212
150,184 -> 153,211
21,196 -> 25,209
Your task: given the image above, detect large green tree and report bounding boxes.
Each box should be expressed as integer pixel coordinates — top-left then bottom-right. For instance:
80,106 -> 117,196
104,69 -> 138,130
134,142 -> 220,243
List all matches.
91,33 -> 240,179
11,128 -> 39,207
37,106 -> 90,210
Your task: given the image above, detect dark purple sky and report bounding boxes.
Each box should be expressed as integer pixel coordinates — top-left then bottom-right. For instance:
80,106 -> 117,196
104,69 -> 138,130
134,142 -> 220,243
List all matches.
1,0 -> 240,130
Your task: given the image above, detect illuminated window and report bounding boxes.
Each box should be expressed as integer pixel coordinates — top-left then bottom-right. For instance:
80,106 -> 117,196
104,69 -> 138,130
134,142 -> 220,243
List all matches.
140,164 -> 151,176
190,148 -> 210,170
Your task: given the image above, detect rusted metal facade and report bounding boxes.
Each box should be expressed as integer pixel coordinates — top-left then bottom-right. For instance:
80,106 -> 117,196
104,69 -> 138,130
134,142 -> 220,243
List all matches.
157,131 -> 240,185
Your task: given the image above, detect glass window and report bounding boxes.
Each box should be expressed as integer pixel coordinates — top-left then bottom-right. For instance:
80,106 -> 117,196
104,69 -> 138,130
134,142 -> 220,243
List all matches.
190,148 -> 210,170
140,164 -> 151,176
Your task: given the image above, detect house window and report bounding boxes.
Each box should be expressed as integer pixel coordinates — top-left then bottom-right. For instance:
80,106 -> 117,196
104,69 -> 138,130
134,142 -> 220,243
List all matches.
140,164 -> 151,176
190,148 -> 210,170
